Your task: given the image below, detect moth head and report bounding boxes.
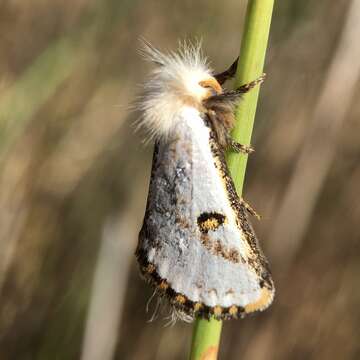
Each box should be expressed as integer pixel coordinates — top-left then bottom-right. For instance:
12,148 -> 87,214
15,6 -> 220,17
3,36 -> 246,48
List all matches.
138,40 -> 221,140
176,72 -> 223,106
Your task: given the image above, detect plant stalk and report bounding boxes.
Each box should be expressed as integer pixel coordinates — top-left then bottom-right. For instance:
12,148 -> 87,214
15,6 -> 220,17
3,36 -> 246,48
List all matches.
189,1 -> 274,359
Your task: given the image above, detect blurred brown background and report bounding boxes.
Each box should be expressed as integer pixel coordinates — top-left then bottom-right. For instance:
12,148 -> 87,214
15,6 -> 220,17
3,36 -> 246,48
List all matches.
0,0 -> 359,359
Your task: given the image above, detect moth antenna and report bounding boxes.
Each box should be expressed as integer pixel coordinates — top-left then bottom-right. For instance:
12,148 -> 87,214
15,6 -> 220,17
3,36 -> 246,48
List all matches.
214,57 -> 239,85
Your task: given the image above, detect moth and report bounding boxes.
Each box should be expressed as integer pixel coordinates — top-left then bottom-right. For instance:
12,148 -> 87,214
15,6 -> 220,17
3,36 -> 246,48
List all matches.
136,41 -> 274,321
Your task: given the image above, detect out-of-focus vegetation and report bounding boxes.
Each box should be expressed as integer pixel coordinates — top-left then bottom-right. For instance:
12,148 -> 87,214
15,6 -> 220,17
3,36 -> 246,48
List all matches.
0,1 -> 359,359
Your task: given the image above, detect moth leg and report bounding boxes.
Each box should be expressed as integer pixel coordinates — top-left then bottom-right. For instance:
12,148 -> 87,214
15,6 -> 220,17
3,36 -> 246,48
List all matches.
240,198 -> 261,220
205,73 -> 266,105
235,73 -> 266,94
214,57 -> 239,85
206,110 -> 229,148
229,139 -> 254,154
225,131 -> 254,154
206,110 -> 254,154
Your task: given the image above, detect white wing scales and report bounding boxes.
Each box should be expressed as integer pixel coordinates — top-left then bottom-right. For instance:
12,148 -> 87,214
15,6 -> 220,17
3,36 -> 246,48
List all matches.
137,106 -> 274,319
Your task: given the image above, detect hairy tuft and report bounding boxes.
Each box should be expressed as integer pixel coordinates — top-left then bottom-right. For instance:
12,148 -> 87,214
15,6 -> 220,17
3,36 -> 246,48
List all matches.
136,39 -> 215,141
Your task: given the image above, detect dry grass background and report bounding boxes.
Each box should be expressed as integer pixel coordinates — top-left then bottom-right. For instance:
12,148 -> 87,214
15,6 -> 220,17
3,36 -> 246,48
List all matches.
0,0 -> 359,359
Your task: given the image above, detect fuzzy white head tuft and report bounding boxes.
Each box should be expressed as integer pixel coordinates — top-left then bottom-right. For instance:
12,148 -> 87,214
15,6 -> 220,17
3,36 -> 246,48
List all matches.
137,40 -> 218,141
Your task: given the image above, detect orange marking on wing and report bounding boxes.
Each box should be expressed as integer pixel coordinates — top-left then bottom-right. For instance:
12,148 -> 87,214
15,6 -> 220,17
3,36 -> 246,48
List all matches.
244,287 -> 274,313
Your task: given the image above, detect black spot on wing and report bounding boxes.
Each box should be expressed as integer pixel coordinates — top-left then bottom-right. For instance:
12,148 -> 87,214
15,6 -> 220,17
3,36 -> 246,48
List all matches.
197,212 -> 226,234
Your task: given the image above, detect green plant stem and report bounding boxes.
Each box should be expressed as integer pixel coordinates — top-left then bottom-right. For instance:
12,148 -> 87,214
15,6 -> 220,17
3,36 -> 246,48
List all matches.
190,318 -> 222,360
189,1 -> 274,359
227,0 -> 274,194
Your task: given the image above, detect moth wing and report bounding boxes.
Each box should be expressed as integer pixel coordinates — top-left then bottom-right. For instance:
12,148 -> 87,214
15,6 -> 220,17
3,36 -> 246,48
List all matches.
137,107 -> 274,318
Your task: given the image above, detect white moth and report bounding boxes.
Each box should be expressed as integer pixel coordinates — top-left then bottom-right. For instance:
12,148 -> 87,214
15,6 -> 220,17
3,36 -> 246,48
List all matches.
136,41 -> 274,321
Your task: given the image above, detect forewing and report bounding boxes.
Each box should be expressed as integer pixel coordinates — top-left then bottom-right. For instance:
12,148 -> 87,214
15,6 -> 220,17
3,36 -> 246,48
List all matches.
137,107 -> 274,319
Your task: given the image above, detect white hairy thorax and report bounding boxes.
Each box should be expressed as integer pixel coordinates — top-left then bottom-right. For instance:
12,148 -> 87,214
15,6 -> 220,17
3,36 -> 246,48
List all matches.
138,40 -> 221,141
